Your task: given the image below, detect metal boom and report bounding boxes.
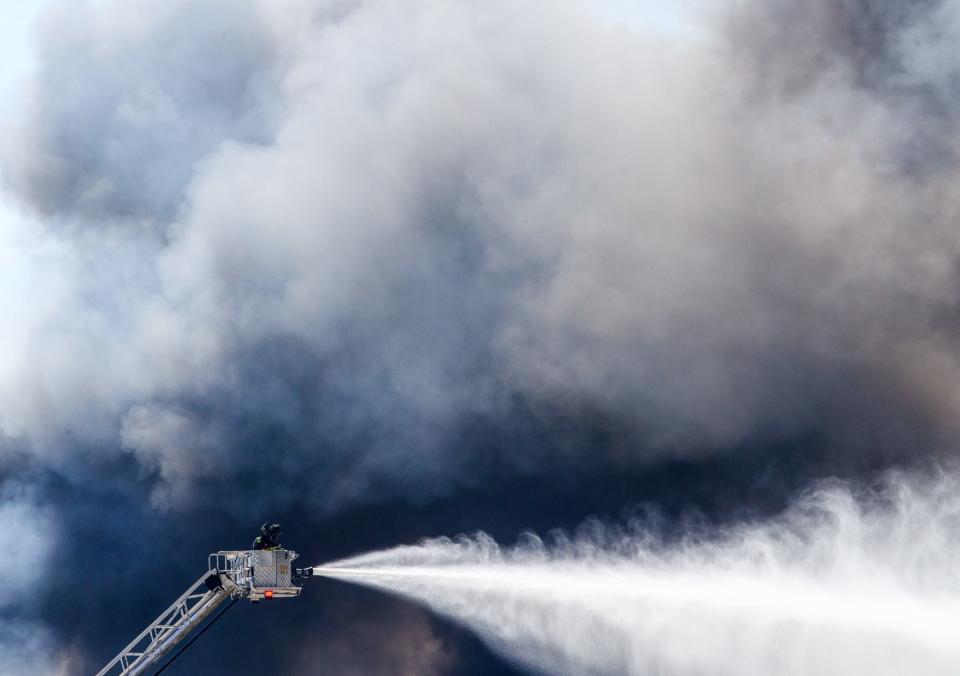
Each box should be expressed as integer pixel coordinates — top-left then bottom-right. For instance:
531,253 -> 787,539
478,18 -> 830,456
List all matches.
96,568 -> 234,676
97,549 -> 312,675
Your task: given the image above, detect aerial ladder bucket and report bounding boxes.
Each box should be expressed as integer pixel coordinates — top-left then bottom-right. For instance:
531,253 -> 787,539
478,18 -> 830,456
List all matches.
96,549 -> 313,676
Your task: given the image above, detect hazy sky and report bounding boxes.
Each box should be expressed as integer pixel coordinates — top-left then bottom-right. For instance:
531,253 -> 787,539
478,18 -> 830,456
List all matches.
0,0 -> 48,397
0,2 -> 45,113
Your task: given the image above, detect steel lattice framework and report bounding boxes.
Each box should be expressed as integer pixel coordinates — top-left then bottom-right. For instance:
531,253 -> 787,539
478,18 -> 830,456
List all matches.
96,550 -> 305,676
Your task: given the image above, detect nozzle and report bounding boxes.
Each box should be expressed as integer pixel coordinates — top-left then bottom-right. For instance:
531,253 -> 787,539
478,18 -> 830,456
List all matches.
295,567 -> 314,578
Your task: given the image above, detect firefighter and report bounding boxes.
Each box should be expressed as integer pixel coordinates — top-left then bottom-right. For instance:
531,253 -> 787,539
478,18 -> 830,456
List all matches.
253,522 -> 282,550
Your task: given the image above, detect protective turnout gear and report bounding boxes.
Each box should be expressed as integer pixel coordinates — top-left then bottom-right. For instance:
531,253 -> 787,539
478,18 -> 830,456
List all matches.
253,522 -> 282,550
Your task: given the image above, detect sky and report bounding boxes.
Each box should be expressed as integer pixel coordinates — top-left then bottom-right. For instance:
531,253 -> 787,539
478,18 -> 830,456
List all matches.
2,0 -> 960,674
0,0 -> 48,375
0,1 -> 43,112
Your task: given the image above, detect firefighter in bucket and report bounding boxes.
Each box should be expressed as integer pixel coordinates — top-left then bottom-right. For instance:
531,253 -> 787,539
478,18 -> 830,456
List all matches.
253,522 -> 282,550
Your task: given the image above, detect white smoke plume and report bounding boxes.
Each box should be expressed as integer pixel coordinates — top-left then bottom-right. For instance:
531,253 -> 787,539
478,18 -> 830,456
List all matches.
3,0 -> 960,510
316,470 -> 960,676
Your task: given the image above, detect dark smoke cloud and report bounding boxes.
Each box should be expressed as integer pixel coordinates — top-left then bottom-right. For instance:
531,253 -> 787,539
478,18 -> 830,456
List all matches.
290,601 -> 457,676
1,0 -> 960,672
726,0 -> 960,173
726,0 -> 946,93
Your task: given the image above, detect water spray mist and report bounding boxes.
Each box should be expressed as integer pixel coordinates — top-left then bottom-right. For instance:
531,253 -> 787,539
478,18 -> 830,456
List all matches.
313,472 -> 960,676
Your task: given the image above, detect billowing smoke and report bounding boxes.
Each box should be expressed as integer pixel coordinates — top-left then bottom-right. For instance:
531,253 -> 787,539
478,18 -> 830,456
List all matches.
2,0 -> 960,672
4,0 -> 960,507
0,484 -> 60,676
317,471 -> 960,676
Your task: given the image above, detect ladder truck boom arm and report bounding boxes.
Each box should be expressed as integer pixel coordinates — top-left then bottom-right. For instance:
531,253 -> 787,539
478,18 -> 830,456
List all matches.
96,569 -> 234,676
97,549 -> 313,676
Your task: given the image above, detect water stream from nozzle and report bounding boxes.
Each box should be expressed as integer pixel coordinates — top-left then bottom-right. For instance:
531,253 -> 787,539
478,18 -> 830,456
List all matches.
311,476 -> 960,676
